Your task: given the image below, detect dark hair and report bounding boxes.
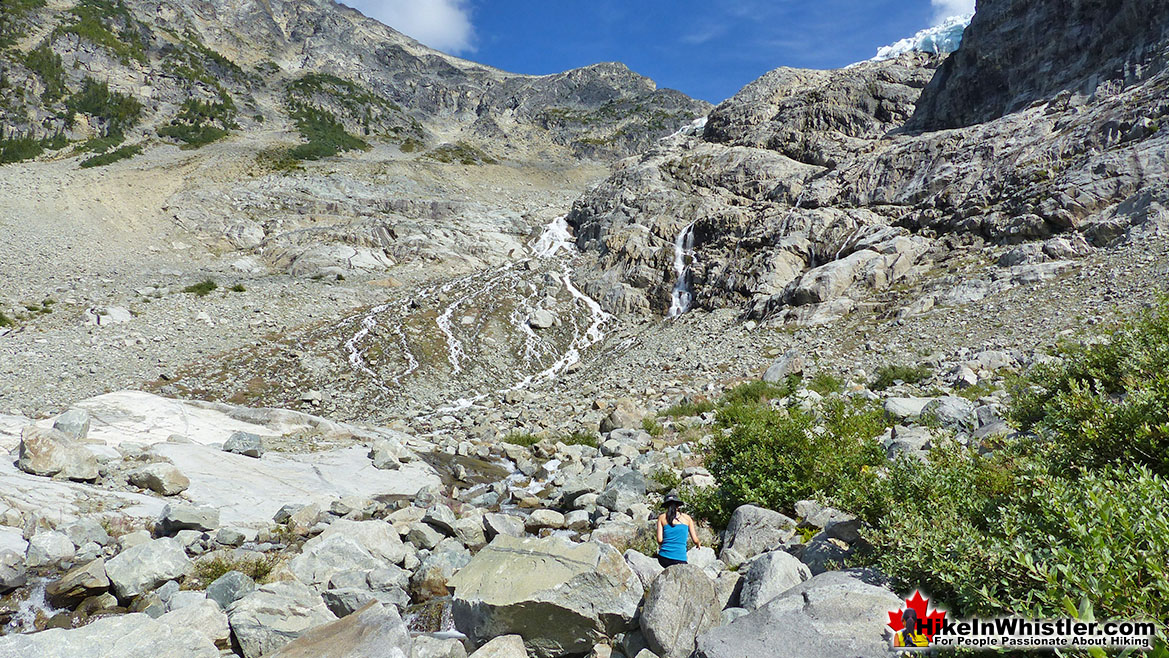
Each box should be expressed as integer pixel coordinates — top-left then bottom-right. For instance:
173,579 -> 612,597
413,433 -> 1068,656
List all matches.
902,608 -> 920,635
665,501 -> 680,526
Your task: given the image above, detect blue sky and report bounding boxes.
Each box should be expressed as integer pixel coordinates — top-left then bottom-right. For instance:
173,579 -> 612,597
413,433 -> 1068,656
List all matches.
345,0 -> 975,103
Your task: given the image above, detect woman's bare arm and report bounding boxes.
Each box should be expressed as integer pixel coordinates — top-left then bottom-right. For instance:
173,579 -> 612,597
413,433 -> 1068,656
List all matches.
655,515 -> 664,544
687,516 -> 702,548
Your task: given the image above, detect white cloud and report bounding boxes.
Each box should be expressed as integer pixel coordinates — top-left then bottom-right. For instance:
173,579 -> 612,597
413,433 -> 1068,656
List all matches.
931,0 -> 976,24
349,0 -> 475,54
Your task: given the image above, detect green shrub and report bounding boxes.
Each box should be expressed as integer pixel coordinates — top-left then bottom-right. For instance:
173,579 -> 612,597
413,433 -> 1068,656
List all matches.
806,371 -> 844,396
0,0 -> 45,49
24,43 -> 65,102
721,377 -> 799,407
229,283 -> 246,293
65,77 -> 142,137
0,311 -> 13,327
399,137 -> 424,153
57,0 -> 146,64
1009,300 -> 1169,476
287,103 -> 367,160
870,363 -> 932,391
157,98 -> 236,148
189,553 -> 278,588
501,432 -> 541,447
0,135 -> 44,164
255,146 -> 302,173
182,279 -> 217,296
78,142 -> 140,167
694,397 -> 889,528
660,397 -> 715,418
425,142 -> 497,165
641,417 -> 665,437
560,430 -> 598,448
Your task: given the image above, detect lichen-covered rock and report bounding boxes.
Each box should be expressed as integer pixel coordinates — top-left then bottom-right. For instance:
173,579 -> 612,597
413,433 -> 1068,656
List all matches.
641,564 -> 722,658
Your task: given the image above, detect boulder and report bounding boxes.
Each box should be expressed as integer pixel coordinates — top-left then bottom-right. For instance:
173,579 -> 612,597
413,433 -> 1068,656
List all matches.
105,537 -> 191,599
158,598 -> 230,647
921,396 -> 976,429
129,463 -> 191,496
159,503 -> 219,534
469,635 -> 528,658
423,505 -> 458,536
524,509 -> 566,532
623,549 -> 664,589
268,601 -> 412,658
228,581 -> 337,658
25,530 -> 75,568
47,558 -> 109,606
528,310 -> 557,329
641,564 -> 722,658
0,550 -> 27,592
694,570 -> 900,658
52,408 -> 91,440
369,440 -> 403,470
64,518 -> 111,547
314,520 -> 408,565
719,505 -> 796,568
412,635 -> 469,658
223,431 -> 264,458
739,551 -> 811,610
0,612 -> 218,657
450,535 -> 642,658
800,535 -> 853,575
483,513 -> 524,540
206,570 -> 256,609
289,534 -> 383,587
599,400 -> 648,434
882,397 -> 932,420
410,539 -> 471,601
596,469 -> 646,513
762,351 -> 804,383
407,523 -> 444,550
17,426 -> 98,481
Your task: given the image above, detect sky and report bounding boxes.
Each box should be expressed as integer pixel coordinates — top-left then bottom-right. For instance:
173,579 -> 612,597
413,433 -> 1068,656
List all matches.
344,0 -> 976,104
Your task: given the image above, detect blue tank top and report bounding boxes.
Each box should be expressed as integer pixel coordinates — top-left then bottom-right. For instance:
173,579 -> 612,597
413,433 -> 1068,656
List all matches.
659,521 -> 689,561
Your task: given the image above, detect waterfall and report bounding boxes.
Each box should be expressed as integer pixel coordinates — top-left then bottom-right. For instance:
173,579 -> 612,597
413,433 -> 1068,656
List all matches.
667,222 -> 697,318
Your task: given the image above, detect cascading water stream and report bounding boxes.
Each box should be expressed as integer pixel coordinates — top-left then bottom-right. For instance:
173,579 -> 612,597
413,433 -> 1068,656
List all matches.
667,222 -> 697,318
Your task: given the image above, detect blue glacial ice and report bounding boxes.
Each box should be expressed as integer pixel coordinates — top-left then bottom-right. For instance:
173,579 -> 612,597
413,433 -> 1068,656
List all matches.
871,13 -> 973,61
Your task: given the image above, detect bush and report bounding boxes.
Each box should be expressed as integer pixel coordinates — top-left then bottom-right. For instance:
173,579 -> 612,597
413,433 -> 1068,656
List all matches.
560,431 -> 598,448
660,397 -> 715,418
182,279 -> 217,296
24,43 -> 65,102
694,397 -> 889,528
424,142 -> 497,165
189,553 -> 277,588
157,99 -> 236,148
57,0 -> 145,64
721,377 -> 799,407
229,283 -> 246,293
0,311 -> 13,327
641,417 -> 664,437
0,135 -> 45,164
78,143 -> 140,167
806,371 -> 844,396
65,77 -> 142,137
501,432 -> 541,447
1009,300 -> 1169,476
288,103 -> 367,160
870,363 -> 932,391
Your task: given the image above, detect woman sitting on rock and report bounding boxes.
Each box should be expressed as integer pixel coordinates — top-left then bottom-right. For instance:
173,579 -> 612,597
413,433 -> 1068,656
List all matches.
655,490 -> 701,567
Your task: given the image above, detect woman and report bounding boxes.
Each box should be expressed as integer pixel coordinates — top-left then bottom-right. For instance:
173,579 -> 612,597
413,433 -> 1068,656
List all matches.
655,490 -> 701,567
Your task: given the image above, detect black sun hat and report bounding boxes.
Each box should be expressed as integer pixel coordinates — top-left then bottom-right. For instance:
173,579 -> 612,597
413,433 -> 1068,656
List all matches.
663,490 -> 684,506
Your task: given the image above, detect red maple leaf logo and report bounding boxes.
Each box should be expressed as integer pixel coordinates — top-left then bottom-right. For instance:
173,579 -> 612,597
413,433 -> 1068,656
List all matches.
887,590 -> 947,641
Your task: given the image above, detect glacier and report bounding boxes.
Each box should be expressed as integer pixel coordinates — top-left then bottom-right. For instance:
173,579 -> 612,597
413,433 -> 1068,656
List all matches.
871,13 -> 973,61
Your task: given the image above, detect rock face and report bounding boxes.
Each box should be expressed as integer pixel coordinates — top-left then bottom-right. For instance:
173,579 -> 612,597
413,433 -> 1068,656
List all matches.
0,611 -> 220,657
911,0 -> 1169,130
694,570 -> 901,658
268,601 -> 412,658
640,564 -> 723,658
17,426 -> 98,481
450,535 -> 642,658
